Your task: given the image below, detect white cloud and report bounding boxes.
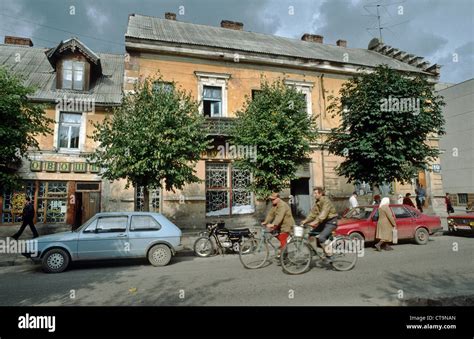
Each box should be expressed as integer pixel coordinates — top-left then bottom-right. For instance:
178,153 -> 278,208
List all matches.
0,1 -> 42,44
86,6 -> 109,34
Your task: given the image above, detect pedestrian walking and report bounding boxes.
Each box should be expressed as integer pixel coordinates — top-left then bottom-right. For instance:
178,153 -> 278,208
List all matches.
349,191 -> 359,209
415,185 -> 425,213
403,193 -> 416,209
11,196 -> 39,240
445,193 -> 455,214
372,194 -> 381,205
397,194 -> 403,204
374,197 -> 397,251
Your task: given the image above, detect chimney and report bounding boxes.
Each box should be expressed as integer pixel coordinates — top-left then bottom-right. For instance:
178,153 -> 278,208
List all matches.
336,39 -> 347,48
165,12 -> 176,20
301,34 -> 323,43
221,20 -> 244,31
4,36 -> 33,47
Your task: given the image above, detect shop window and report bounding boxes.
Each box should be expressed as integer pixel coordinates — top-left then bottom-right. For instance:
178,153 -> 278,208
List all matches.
37,182 -> 67,223
1,182 -> 35,223
205,162 -> 253,216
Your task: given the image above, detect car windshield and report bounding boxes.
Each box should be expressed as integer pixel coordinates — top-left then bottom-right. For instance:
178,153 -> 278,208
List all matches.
344,207 -> 375,220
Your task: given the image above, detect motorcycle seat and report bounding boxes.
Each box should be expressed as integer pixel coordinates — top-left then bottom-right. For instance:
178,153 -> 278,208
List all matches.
229,228 -> 250,234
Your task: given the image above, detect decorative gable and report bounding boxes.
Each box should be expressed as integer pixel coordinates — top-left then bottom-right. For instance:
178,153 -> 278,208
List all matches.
368,38 -> 441,78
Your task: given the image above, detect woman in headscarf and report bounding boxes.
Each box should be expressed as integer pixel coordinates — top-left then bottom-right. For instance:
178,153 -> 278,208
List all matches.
375,197 -> 397,251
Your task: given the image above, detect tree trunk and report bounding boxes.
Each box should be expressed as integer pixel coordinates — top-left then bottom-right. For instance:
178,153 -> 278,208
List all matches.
143,186 -> 150,212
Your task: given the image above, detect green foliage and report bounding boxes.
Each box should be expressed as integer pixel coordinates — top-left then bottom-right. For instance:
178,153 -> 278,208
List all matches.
326,65 -> 445,187
90,75 -> 209,210
0,67 -> 52,193
232,77 -> 318,199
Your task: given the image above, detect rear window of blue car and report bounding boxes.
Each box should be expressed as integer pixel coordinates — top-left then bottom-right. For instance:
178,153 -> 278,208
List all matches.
130,215 -> 161,231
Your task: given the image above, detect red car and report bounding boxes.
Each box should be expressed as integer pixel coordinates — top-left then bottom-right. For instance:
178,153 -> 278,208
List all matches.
447,213 -> 474,235
336,205 -> 442,245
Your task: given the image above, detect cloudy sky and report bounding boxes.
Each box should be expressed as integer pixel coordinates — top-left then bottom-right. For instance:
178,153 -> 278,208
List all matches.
0,0 -> 472,83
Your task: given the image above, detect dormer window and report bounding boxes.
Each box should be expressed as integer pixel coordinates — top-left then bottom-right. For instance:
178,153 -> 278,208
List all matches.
46,38 -> 102,92
63,60 -> 85,90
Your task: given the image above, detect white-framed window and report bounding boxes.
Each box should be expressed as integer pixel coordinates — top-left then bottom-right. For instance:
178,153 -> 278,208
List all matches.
63,60 -> 85,90
203,86 -> 222,117
195,72 -> 230,117
58,112 -> 81,149
285,80 -> 313,116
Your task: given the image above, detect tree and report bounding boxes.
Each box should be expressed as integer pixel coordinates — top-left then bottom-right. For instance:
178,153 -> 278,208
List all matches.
232,77 -> 318,199
90,75 -> 209,211
326,65 -> 445,188
0,67 -> 53,194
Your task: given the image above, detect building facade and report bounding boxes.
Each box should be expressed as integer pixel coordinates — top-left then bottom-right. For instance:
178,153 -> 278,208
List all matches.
0,13 -> 446,229
439,79 -> 474,209
0,37 -> 124,227
122,13 -> 444,228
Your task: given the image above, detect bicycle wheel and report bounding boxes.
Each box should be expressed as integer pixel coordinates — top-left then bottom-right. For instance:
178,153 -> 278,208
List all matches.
280,238 -> 312,275
329,236 -> 358,271
239,237 -> 269,269
194,237 -> 214,257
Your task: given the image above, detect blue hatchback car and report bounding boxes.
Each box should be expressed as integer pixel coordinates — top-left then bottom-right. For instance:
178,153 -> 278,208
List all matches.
24,212 -> 183,273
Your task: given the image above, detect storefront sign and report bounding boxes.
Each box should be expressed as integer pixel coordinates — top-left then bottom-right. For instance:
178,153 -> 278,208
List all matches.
30,161 -> 99,174
44,161 -> 57,172
58,162 -> 71,172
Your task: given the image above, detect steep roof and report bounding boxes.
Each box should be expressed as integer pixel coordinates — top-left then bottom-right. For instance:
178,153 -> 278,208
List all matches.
126,14 -> 437,76
0,42 -> 123,105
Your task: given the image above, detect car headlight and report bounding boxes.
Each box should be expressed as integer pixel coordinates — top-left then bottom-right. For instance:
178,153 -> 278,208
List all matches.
447,219 -> 454,225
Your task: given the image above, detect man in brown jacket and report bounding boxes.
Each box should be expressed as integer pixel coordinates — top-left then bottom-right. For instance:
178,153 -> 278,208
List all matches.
262,192 -> 295,253
302,187 -> 338,257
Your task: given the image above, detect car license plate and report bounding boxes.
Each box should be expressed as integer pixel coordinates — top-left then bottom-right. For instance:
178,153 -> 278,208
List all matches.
457,225 -> 472,230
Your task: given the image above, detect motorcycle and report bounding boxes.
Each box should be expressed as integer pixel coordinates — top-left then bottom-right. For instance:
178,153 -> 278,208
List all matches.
194,221 -> 253,257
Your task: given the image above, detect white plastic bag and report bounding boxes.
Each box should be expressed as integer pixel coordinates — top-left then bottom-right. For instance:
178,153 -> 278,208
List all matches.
392,227 -> 398,244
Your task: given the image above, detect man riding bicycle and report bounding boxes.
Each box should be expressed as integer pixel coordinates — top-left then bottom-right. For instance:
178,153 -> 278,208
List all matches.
301,187 -> 338,258
261,192 -> 295,262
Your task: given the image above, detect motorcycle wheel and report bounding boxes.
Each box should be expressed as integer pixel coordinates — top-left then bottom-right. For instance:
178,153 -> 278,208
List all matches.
194,237 -> 214,257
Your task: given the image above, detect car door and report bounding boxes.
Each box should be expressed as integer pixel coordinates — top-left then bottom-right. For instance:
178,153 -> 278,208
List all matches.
127,215 -> 162,258
390,206 -> 416,239
367,208 -> 379,242
77,215 -> 130,260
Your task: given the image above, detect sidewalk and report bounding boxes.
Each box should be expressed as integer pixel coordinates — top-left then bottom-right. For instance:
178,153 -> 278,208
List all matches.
0,224 -> 203,268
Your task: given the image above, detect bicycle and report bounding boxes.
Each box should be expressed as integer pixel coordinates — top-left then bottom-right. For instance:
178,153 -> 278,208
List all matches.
280,225 -> 360,275
239,225 -> 290,269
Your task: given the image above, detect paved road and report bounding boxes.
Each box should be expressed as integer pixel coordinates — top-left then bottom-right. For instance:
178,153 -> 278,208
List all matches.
0,234 -> 472,306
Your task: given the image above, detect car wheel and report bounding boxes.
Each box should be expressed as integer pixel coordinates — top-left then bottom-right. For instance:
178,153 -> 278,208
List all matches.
414,228 -> 429,245
148,244 -> 172,266
42,248 -> 70,273
349,232 -> 365,247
